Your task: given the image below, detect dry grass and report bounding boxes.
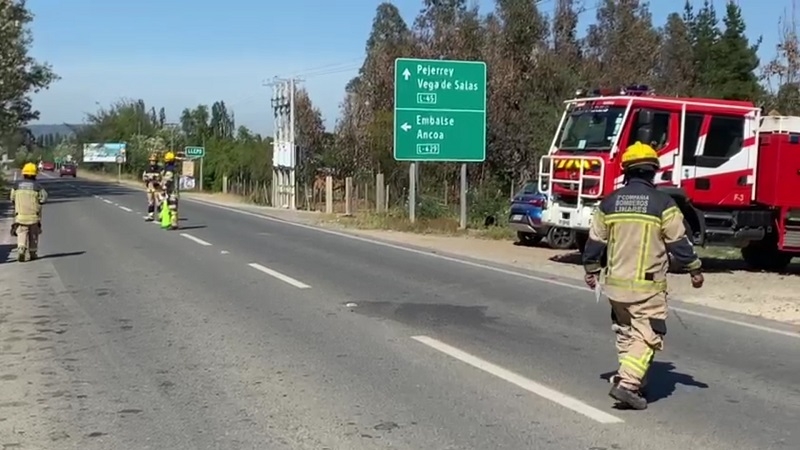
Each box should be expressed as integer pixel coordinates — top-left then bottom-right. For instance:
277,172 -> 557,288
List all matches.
697,245 -> 742,260
322,210 -> 517,240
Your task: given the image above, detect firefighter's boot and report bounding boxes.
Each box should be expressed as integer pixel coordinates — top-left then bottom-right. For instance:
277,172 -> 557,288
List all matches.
17,246 -> 27,263
609,383 -> 647,410
610,374 -> 648,398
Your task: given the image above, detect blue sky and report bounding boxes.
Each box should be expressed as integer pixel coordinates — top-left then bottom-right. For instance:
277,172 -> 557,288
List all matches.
29,0 -> 793,135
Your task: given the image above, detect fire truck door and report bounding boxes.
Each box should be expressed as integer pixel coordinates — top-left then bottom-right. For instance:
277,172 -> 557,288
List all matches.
677,113 -> 705,198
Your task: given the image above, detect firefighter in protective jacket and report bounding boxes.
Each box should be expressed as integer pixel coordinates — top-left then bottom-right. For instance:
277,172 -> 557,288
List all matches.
582,141 -> 704,410
142,153 -> 162,221
160,151 -> 179,229
10,163 -> 48,262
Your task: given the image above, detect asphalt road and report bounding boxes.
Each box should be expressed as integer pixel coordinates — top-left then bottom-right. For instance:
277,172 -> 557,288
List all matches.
1,173 -> 798,449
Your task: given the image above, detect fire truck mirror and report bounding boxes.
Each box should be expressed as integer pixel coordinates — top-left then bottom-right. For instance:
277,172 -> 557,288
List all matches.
638,109 -> 654,125
636,125 -> 653,145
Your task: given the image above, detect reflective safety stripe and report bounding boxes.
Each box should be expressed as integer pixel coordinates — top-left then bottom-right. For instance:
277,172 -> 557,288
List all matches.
605,213 -> 661,227
620,348 -> 655,376
662,205 -> 679,223
605,276 -> 667,291
635,223 -> 652,281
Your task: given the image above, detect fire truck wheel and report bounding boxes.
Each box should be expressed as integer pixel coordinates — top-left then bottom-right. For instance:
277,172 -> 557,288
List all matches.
547,227 -> 576,250
517,232 -> 543,246
740,241 -> 793,272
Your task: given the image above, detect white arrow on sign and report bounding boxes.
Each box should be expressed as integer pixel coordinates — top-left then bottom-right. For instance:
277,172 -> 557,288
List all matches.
401,123 -> 412,132
402,68 -> 411,80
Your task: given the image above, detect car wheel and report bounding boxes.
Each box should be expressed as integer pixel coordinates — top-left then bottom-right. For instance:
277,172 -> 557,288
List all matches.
517,231 -> 543,246
547,227 -> 576,250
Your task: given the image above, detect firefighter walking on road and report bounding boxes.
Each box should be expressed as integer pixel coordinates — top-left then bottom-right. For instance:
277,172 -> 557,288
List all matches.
142,153 -> 162,222
160,151 -> 179,230
582,142 -> 704,410
10,163 -> 48,262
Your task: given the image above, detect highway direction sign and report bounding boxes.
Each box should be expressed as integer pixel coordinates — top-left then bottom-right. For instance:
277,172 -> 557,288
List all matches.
393,58 -> 487,162
184,146 -> 205,158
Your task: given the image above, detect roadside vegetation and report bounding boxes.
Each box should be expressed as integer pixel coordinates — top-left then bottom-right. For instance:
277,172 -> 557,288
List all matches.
5,0 -> 800,250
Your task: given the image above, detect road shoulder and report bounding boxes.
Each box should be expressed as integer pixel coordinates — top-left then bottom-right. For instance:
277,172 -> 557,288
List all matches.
77,170 -> 800,326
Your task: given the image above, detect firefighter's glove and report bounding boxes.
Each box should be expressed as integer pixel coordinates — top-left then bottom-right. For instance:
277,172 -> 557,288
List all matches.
690,270 -> 704,289
584,273 -> 599,289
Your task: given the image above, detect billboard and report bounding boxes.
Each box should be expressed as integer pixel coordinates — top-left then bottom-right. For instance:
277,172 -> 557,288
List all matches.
82,142 -> 126,163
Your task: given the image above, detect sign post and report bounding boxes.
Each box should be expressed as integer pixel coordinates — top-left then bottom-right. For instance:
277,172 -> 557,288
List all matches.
115,155 -> 124,184
184,146 -> 205,191
393,58 -> 487,226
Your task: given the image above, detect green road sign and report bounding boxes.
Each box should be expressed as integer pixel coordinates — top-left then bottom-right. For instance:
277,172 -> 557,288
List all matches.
184,146 -> 205,158
393,58 -> 487,162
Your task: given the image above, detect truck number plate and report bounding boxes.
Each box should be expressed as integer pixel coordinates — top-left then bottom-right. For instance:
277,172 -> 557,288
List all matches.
511,214 -> 522,221
558,219 -> 570,226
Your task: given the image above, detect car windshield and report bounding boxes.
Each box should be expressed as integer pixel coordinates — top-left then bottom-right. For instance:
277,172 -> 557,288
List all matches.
557,105 -> 625,151
516,182 -> 539,196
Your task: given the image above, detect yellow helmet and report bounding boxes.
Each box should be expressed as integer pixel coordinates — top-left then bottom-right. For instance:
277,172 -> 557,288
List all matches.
164,151 -> 175,162
21,162 -> 38,176
621,141 -> 659,170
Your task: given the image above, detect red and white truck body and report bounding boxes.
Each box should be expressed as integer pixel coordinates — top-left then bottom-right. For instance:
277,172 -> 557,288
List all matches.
538,86 -> 800,271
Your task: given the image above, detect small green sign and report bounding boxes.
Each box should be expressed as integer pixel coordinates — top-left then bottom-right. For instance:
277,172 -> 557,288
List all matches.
393,58 -> 487,162
184,146 -> 205,158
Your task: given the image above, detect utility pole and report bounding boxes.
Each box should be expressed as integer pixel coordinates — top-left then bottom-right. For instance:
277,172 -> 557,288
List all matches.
265,76 -> 302,209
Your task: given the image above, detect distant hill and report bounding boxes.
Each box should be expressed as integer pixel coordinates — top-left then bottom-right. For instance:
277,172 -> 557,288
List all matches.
26,123 -> 84,138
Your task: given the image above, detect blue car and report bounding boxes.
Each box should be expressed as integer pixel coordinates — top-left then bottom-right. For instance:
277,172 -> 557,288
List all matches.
508,181 -> 550,245
508,181 -> 576,249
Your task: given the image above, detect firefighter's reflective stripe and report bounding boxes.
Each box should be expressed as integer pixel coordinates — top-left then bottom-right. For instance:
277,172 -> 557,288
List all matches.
620,347 -> 654,376
662,205 -> 679,223
555,159 -> 601,170
604,212 -> 667,292
604,213 -> 660,226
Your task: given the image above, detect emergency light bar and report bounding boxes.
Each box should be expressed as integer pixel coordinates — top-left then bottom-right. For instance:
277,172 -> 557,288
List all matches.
574,84 -> 654,98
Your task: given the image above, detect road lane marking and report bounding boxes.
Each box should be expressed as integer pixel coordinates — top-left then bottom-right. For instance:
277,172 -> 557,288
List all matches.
411,335 -> 624,424
248,263 -> 310,289
119,206 -> 133,212
84,180 -> 800,340
180,233 -> 212,246
185,200 -> 800,340
102,199 -> 113,204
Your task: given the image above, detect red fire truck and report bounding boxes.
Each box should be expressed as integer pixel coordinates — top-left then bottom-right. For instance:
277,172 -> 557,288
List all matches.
538,85 -> 800,272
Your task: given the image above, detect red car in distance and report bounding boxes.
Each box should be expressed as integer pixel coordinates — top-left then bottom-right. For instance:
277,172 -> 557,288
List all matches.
41,161 -> 55,171
59,163 -> 77,177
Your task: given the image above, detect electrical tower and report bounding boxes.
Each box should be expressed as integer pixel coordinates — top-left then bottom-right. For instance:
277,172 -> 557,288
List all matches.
266,77 -> 301,209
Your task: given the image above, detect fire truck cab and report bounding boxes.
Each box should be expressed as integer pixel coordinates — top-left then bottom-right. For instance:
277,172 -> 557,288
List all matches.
539,85 -> 800,271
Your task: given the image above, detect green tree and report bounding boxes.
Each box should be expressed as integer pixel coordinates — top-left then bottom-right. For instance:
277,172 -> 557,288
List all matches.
706,1 -> 762,100
0,1 -> 58,136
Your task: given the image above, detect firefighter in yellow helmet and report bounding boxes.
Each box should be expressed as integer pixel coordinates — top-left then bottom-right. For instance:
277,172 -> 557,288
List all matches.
10,163 -> 48,261
582,141 -> 704,410
142,153 -> 162,221
159,151 -> 179,229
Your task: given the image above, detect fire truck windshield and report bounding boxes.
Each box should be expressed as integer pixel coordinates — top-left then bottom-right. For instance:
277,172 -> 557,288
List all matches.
557,105 -> 625,151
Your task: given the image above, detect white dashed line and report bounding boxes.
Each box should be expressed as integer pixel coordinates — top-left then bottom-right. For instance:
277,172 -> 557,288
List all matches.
119,206 -> 133,212
248,263 -> 311,289
102,199 -> 113,204
180,233 -> 212,246
411,335 -> 624,424
220,250 -> 230,254
186,199 -> 800,340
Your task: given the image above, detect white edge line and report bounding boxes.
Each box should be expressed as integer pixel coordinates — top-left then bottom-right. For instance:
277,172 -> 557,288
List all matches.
183,198 -> 800,339
119,206 -> 133,212
180,233 -> 212,246
87,186 -> 788,340
248,262 -> 310,289
411,335 -> 623,424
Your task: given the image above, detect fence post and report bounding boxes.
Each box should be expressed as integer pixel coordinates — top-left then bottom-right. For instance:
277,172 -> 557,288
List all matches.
325,176 -> 333,214
345,176 -> 353,216
376,173 -> 385,212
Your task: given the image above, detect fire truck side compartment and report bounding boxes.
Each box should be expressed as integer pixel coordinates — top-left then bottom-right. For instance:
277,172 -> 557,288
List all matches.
756,133 -> 800,208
